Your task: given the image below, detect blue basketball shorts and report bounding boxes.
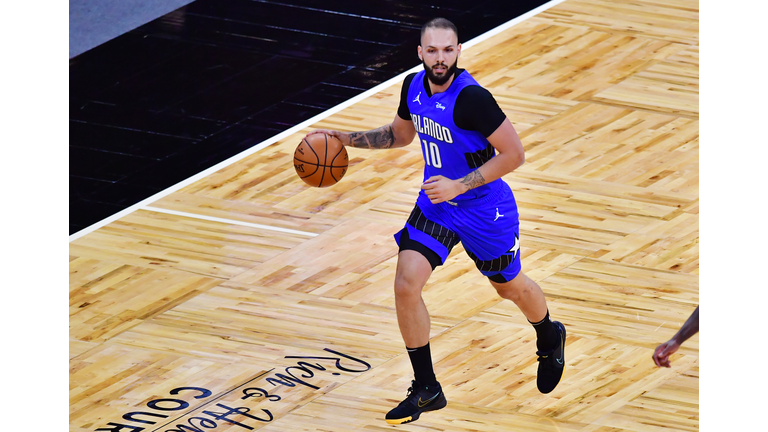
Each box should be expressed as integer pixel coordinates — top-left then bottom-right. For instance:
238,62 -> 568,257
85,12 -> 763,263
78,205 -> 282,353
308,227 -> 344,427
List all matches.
394,182 -> 522,283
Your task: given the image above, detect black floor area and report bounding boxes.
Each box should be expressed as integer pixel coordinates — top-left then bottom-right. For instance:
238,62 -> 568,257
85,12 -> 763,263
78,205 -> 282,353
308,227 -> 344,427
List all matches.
69,0 -> 550,235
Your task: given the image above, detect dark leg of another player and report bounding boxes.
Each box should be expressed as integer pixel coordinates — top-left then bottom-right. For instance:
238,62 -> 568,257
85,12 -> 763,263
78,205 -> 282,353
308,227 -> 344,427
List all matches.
490,272 -> 566,393
385,250 -> 447,425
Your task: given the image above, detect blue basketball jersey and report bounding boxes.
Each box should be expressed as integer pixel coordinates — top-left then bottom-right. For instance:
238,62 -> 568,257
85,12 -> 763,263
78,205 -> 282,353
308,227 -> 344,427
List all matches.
406,70 -> 505,202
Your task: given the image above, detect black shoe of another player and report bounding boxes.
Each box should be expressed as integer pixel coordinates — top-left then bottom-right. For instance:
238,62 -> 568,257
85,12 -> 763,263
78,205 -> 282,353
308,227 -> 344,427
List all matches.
385,380 -> 447,425
536,321 -> 566,394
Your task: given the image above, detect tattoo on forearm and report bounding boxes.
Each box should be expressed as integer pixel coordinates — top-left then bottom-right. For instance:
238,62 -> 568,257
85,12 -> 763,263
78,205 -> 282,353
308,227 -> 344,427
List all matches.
348,125 -> 396,149
460,170 -> 486,191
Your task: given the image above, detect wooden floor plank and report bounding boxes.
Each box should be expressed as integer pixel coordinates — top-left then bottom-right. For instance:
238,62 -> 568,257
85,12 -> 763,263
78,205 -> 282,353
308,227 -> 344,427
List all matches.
536,0 -> 698,44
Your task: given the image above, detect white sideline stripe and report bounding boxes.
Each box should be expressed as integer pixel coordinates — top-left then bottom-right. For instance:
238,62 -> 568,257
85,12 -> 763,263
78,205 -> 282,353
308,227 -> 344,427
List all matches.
68,0 -> 566,243
459,0 -> 568,50
143,206 -> 318,237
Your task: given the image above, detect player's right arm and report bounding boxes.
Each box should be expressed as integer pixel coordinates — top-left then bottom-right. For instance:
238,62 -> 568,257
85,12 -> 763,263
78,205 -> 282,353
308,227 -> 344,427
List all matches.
305,73 -> 418,149
306,116 -> 416,149
350,115 -> 417,149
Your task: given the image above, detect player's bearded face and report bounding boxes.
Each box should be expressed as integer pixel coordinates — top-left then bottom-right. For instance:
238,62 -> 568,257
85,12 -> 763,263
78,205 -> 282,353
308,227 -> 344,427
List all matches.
420,28 -> 460,86
423,57 -> 458,86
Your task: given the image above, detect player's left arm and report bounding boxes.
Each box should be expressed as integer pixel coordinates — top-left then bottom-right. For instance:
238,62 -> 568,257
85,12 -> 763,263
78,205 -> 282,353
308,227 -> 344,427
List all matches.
422,118 -> 523,203
458,119 -> 525,192
422,85 -> 525,203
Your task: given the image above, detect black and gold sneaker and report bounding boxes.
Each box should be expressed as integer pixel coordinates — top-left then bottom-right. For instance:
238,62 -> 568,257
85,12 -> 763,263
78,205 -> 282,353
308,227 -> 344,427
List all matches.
536,321 -> 566,394
385,380 -> 447,425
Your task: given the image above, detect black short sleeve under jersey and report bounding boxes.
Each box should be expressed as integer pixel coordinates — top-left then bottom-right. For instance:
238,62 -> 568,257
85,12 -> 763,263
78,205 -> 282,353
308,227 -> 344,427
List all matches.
397,72 -> 417,121
454,85 -> 507,138
397,69 -> 506,138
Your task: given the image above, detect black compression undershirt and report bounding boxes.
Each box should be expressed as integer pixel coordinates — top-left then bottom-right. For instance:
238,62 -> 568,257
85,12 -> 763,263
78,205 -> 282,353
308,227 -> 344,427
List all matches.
397,69 -> 506,138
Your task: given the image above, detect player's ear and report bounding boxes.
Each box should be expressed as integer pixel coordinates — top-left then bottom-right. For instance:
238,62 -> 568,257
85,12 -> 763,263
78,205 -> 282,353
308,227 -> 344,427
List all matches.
457,43 -> 462,58
417,45 -> 423,62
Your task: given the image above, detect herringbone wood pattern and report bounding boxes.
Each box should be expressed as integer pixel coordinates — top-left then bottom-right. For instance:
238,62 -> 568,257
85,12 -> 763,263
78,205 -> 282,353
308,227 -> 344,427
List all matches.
70,1 -> 698,430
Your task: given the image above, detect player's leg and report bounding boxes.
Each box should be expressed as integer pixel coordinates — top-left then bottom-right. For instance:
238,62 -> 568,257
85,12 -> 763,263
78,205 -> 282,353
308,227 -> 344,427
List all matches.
386,205 -> 456,424
466,237 -> 559,352
490,271 -> 546,323
486,262 -> 566,394
394,247 -> 433,367
455,187 -> 566,394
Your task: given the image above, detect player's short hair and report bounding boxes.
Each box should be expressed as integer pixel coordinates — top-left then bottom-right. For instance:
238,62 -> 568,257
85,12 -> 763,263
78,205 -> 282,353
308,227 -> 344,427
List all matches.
420,18 -> 458,45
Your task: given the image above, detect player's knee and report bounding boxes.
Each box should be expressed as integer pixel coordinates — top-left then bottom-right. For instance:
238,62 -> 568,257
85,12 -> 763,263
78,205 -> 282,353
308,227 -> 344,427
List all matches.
491,276 -> 528,302
495,284 -> 523,302
394,274 -> 423,299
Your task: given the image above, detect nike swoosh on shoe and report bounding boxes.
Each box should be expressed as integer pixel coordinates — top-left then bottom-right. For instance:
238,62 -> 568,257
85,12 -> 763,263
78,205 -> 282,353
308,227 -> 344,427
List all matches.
418,391 -> 440,408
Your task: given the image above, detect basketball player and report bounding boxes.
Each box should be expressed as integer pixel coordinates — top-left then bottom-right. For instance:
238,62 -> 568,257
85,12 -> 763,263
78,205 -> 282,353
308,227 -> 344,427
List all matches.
653,306 -> 699,367
306,18 -> 566,425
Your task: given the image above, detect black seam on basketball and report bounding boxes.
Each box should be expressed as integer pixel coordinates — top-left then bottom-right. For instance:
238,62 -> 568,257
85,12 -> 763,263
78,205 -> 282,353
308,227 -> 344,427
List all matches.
303,138 -> 320,164
295,148 -> 320,178
329,143 -> 347,182
329,144 -> 345,166
299,169 -> 319,179
293,156 -> 318,165
329,154 -> 340,182
317,134 -> 327,187
299,162 -> 319,179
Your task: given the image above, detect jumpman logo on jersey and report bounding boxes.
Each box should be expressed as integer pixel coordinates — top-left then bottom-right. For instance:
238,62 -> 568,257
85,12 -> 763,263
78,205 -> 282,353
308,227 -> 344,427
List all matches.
413,92 -> 422,105
494,208 -> 504,221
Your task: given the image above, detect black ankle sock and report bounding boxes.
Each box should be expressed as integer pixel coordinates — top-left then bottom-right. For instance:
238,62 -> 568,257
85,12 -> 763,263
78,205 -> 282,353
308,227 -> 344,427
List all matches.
529,310 -> 558,352
406,342 -> 438,386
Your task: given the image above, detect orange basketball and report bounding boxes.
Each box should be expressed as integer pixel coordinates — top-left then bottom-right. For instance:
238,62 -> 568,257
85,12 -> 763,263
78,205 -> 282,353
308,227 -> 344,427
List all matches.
293,134 -> 348,187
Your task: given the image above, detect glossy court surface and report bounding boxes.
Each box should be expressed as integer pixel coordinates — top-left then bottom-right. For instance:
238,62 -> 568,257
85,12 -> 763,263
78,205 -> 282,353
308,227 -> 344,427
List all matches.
69,0 -> 699,430
69,0 -> 550,235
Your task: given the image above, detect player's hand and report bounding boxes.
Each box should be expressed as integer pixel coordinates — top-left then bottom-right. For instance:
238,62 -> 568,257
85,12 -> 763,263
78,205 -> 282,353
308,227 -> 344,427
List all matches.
305,129 -> 350,146
652,339 -> 680,367
421,175 -> 466,204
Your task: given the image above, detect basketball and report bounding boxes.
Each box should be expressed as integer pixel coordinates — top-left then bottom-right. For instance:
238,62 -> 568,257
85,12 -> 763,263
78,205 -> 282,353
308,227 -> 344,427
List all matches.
294,133 -> 348,187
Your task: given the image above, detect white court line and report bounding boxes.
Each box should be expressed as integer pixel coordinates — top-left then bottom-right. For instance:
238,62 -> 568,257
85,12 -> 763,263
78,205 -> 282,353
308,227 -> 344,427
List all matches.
68,0 -> 568,243
143,206 -> 318,237
459,0 -> 568,50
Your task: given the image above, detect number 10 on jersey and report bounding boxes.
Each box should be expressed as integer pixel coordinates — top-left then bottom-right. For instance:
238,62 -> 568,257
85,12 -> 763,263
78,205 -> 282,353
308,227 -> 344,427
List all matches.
422,139 -> 442,168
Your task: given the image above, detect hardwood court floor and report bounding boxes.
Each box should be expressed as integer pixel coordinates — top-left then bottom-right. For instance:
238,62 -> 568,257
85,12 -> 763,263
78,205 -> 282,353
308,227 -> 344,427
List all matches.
69,0 -> 699,430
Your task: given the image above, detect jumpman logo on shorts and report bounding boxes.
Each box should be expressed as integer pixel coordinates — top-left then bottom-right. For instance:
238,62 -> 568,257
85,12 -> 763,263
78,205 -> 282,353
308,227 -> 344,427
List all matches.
413,92 -> 422,105
494,208 -> 504,221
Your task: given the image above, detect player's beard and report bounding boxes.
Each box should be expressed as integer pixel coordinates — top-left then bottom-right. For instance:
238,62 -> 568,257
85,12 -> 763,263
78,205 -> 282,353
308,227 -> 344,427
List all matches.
423,58 -> 458,86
